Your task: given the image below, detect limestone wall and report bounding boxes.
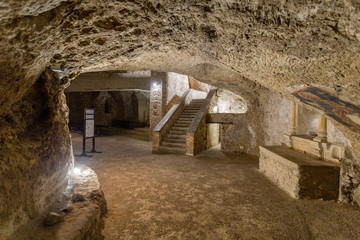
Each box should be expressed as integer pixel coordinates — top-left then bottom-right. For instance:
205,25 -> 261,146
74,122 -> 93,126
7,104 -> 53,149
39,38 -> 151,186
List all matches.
297,105 -> 318,135
66,90 -> 149,129
262,91 -> 291,146
66,71 -> 151,92
0,68 -> 73,238
165,72 -> 189,110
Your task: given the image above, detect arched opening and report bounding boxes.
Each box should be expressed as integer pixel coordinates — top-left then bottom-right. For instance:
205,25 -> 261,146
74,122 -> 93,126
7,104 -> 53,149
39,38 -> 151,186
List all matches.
1,1 -> 360,239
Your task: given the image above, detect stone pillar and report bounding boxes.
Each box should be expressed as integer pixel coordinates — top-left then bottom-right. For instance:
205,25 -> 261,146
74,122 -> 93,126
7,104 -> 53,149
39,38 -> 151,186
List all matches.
314,114 -> 327,142
149,72 -> 167,133
289,101 -> 298,135
284,101 -> 298,148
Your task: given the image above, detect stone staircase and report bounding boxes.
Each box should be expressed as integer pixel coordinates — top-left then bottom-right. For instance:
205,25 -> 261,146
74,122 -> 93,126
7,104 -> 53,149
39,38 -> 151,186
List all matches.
158,99 -> 205,154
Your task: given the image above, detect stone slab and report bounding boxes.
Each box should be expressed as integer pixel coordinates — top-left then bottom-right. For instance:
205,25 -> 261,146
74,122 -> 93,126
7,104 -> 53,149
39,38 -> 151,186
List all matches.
206,113 -> 243,124
259,146 -> 340,200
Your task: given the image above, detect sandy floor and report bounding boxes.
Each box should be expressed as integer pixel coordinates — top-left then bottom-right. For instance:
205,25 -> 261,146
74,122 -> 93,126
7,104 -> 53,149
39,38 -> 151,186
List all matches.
72,132 -> 360,240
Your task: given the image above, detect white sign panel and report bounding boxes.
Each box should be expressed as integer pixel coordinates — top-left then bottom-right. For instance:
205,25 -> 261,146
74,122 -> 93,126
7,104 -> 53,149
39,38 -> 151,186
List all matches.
86,109 -> 94,114
84,108 -> 95,138
85,119 -> 94,138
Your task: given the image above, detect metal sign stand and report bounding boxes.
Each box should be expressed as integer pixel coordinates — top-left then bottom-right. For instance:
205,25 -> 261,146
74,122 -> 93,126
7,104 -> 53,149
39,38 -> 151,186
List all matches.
78,108 -> 102,157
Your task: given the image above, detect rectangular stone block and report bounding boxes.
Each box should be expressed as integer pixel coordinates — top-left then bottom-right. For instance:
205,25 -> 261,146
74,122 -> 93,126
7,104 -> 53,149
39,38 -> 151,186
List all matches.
259,146 -> 340,200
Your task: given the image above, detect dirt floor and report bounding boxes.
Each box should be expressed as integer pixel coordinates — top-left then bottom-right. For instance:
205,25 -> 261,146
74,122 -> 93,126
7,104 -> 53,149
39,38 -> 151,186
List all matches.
72,131 -> 360,240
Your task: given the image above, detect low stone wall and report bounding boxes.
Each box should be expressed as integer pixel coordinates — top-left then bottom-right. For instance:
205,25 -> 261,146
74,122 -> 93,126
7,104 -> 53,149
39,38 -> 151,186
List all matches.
259,146 -> 340,200
186,90 -> 216,156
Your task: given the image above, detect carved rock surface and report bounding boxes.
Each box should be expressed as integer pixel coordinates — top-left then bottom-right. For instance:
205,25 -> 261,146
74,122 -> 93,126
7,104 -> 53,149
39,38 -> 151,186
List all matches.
0,0 -> 360,237
43,212 -> 65,226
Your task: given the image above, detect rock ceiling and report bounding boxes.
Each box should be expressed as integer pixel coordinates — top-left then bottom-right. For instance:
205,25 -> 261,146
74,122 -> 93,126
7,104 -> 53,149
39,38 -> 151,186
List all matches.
0,0 -> 359,154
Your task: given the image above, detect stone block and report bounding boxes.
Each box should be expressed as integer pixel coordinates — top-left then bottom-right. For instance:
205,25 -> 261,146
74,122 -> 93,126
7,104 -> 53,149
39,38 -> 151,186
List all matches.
259,146 -> 340,200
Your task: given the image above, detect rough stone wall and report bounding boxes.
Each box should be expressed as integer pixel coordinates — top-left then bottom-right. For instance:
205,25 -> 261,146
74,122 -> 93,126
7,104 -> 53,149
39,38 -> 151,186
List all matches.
136,91 -> 150,125
188,76 -> 213,93
66,90 -> 149,128
219,89 -> 289,155
211,88 -> 248,114
94,91 -> 121,126
0,68 -> 73,238
327,120 -> 360,202
211,89 -> 260,154
297,105 -> 319,135
66,92 -> 100,126
165,72 -> 189,110
262,90 -> 291,146
66,71 -> 151,92
220,121 -> 247,154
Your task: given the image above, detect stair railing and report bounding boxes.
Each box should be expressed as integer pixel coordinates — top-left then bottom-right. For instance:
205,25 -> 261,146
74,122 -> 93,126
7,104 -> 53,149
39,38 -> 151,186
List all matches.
186,89 -> 217,156
152,89 -> 191,152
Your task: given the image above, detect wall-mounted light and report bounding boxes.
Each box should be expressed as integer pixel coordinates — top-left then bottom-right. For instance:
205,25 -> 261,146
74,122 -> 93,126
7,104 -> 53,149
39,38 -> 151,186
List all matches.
152,82 -> 158,88
73,167 -> 81,175
213,105 -> 219,113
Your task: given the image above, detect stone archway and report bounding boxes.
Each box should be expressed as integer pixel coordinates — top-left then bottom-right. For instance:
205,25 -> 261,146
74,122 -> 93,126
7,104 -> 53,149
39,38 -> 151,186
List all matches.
1,1 -> 360,237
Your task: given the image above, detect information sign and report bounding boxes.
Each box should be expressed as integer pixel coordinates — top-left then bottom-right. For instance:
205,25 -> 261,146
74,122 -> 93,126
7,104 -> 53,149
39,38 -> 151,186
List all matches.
78,108 -> 101,157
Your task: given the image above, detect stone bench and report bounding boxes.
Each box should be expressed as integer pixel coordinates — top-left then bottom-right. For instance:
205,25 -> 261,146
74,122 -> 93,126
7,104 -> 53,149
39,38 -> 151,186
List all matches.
259,146 -> 340,200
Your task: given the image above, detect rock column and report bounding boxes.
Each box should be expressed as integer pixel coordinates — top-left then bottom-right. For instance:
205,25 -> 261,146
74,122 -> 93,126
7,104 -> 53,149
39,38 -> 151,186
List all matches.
289,101 -> 298,135
314,114 -> 327,142
149,72 -> 167,133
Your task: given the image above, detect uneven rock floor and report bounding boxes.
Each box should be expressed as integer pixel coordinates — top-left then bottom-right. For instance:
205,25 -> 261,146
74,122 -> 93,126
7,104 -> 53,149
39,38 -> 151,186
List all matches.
72,131 -> 360,240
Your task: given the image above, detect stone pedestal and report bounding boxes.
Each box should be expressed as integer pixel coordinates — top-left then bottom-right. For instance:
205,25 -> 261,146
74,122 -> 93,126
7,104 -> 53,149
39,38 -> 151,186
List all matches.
259,146 -> 340,200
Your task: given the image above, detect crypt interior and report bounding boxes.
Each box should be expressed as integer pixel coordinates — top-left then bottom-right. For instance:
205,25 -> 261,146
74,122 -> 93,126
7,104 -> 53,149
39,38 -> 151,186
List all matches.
1,1 -> 360,239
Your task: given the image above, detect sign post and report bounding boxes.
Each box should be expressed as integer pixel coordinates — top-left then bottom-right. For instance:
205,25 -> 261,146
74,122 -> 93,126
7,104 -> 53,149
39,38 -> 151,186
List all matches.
79,108 -> 101,157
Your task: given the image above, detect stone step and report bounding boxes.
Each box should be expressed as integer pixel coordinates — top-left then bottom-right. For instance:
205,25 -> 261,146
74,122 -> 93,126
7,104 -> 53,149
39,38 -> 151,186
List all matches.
176,120 -> 192,124
186,106 -> 202,109
179,116 -> 194,119
166,134 -> 186,139
169,130 -> 186,135
156,146 -> 186,154
174,123 -> 190,127
183,110 -> 198,113
163,137 -> 186,143
172,126 -> 188,131
180,118 -> 194,124
162,141 -> 186,148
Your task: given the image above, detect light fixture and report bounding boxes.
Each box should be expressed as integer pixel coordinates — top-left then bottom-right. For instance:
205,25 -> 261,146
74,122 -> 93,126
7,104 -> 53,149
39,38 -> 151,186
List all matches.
73,167 -> 81,175
213,105 -> 219,113
152,82 -> 158,88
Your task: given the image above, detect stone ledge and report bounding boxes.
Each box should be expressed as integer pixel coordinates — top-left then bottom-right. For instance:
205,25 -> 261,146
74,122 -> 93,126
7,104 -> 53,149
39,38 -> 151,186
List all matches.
259,146 -> 340,200
206,113 -> 243,124
7,164 -> 107,240
55,164 -> 107,240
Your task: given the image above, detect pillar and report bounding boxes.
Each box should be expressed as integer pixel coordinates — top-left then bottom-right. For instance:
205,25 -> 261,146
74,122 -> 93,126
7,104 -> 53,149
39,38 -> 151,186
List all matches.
289,101 -> 297,135
314,114 -> 327,142
149,71 -> 167,133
